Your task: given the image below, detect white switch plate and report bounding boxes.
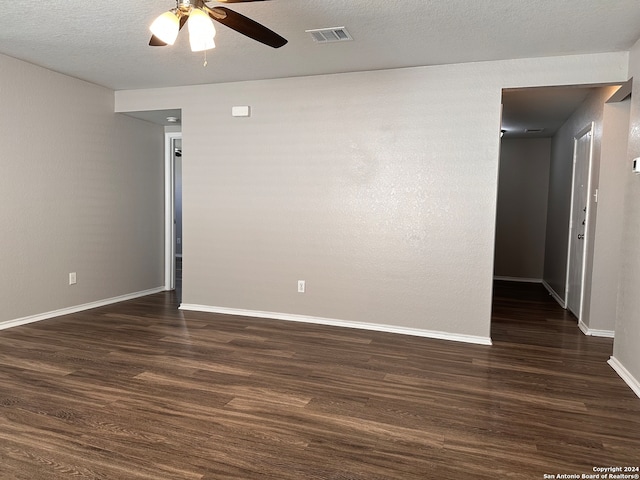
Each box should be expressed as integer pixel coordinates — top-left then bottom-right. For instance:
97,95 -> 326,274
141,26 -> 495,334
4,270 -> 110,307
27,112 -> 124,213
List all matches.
297,280 -> 305,293
69,272 -> 77,285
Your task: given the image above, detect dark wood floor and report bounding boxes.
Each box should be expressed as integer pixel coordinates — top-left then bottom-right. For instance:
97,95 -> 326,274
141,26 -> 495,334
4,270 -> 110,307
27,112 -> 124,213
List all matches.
0,281 -> 638,479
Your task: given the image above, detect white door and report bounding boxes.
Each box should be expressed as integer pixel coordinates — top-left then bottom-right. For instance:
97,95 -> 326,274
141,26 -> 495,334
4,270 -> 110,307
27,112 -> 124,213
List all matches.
566,125 -> 593,319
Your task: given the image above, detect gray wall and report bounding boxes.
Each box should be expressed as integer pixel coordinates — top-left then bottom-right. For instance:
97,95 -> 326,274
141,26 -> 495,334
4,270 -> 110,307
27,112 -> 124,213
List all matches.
0,53 -> 165,324
116,53 -> 626,343
181,68 -> 502,341
494,138 -> 551,280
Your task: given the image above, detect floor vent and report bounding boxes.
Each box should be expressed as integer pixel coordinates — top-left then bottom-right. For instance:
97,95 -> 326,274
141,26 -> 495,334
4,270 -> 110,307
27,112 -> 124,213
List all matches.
306,27 -> 353,43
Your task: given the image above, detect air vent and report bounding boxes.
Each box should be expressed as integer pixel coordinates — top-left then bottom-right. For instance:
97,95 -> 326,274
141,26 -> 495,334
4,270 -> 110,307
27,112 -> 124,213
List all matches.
306,27 -> 353,43
525,128 -> 545,134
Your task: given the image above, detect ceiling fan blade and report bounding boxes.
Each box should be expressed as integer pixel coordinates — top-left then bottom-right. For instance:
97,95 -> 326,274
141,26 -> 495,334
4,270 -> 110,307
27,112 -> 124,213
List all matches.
205,6 -> 287,48
149,14 -> 188,47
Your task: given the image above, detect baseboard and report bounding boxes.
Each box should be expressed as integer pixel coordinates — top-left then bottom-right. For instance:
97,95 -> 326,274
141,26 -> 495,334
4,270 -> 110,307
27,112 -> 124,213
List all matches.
608,356 -> 640,399
578,320 -> 615,338
494,276 -> 542,283
0,287 -> 165,331
179,304 -> 493,346
542,280 -> 566,308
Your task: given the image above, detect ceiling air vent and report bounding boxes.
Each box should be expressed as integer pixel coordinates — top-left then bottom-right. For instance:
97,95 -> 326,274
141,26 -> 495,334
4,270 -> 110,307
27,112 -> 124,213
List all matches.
525,128 -> 545,134
306,27 -> 353,43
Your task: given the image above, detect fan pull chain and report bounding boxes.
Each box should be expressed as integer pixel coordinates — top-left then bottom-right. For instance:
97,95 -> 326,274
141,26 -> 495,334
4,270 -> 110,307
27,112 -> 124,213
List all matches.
203,50 -> 208,67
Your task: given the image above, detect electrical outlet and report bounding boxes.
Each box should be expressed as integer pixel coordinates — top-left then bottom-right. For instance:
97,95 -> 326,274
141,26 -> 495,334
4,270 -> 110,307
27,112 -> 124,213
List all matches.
69,272 -> 77,285
297,280 -> 305,293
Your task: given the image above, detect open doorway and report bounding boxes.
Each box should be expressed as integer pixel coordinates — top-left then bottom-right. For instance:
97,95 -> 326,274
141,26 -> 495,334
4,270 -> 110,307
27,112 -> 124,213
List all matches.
495,86 -> 599,288
118,109 -> 183,301
164,131 -> 182,299
493,83 -> 627,336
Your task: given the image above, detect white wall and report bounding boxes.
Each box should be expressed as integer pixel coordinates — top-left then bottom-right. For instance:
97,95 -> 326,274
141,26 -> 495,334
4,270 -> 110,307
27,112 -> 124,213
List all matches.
0,53 -> 165,325
611,38 -> 640,395
116,52 -> 627,344
495,138 -> 551,280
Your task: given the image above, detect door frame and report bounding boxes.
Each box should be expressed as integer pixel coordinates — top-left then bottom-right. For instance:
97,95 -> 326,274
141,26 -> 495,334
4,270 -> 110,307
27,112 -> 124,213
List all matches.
164,131 -> 182,290
564,122 -> 595,320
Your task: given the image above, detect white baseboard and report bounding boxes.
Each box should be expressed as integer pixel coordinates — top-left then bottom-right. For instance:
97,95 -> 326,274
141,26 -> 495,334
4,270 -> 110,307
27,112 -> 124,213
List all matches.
608,356 -> 640,399
179,304 -> 493,346
578,320 -> 615,338
494,276 -> 542,283
542,280 -> 566,308
0,287 -> 165,331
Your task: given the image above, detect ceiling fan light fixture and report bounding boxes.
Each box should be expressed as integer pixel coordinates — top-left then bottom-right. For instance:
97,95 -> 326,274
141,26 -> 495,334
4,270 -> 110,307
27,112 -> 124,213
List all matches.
148,2 -> 287,51
188,8 -> 216,52
150,11 -> 180,45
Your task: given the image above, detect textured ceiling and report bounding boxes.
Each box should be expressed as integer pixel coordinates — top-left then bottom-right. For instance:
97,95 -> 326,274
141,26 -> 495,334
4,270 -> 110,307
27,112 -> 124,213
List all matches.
1,0 -> 640,91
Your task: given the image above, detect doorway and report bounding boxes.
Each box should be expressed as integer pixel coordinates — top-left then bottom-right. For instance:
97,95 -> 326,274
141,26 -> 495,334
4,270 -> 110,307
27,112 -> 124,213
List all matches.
493,85 -> 604,331
494,83 -> 627,337
164,131 -> 182,296
495,86 -> 598,289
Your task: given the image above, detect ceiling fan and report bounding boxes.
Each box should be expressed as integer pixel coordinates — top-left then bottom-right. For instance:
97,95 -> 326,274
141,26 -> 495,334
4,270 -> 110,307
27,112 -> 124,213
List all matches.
149,0 -> 287,52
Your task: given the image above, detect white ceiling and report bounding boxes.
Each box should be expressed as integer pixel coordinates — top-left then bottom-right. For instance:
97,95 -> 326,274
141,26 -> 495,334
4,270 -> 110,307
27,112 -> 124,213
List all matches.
1,0 -> 640,92
2,1 -> 638,129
